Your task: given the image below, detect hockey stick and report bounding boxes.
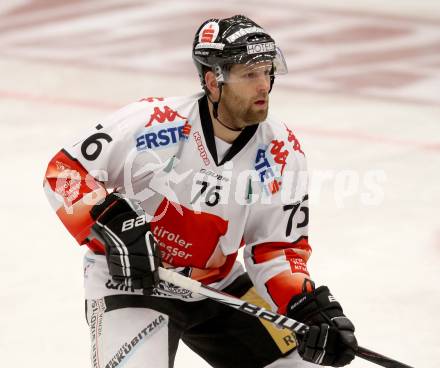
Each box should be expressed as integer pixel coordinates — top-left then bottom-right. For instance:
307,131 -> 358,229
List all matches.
158,267 -> 413,368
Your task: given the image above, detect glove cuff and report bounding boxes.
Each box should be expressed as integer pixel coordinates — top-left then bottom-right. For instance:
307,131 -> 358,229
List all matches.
287,285 -> 345,326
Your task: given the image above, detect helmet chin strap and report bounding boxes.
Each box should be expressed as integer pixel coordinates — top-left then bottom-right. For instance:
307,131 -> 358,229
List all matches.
208,85 -> 244,132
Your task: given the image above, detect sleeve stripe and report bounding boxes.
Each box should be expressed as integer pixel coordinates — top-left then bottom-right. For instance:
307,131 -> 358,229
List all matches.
265,271 -> 310,314
44,149 -> 107,247
247,238 -> 312,313
251,237 -> 311,265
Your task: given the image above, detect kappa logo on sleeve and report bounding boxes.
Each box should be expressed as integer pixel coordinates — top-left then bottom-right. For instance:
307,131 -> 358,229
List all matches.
284,124 -> 304,156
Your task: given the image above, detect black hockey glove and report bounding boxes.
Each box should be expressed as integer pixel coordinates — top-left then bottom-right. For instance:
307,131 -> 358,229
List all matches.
287,281 -> 358,367
90,193 -> 161,294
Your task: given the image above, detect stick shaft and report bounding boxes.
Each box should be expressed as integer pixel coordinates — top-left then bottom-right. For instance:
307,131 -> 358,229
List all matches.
158,267 -> 413,368
356,347 -> 414,368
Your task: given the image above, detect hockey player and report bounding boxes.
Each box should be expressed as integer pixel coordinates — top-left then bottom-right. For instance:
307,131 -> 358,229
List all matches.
44,15 -> 357,367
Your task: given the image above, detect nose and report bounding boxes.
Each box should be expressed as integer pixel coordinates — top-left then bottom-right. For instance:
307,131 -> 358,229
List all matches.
256,74 -> 271,94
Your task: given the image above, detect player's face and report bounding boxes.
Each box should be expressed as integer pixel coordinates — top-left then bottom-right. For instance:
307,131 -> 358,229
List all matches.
219,62 -> 272,126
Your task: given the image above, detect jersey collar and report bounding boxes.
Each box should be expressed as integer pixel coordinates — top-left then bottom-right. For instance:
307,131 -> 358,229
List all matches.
198,95 -> 259,166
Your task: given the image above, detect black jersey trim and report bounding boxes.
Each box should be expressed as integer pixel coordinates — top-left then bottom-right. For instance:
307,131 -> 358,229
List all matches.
199,95 -> 219,164
198,95 -> 259,166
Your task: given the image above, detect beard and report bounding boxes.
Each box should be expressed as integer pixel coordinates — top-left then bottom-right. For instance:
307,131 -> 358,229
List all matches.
219,86 -> 269,127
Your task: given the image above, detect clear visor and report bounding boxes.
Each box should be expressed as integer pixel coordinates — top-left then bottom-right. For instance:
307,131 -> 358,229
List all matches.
218,47 -> 288,84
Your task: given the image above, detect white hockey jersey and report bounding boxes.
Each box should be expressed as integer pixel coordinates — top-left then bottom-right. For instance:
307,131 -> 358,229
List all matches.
44,93 -> 311,313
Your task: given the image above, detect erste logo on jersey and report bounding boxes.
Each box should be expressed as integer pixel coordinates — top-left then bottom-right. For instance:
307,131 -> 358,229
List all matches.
136,105 -> 191,151
254,141 -> 289,195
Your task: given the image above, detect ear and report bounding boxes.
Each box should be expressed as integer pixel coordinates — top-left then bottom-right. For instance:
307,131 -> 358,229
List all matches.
205,71 -> 220,101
